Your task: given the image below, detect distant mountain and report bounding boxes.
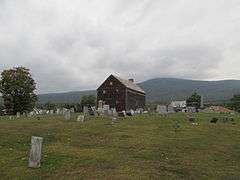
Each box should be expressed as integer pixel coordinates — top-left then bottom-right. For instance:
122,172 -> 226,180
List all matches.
1,78 -> 240,104
37,90 -> 96,104
138,78 -> 240,103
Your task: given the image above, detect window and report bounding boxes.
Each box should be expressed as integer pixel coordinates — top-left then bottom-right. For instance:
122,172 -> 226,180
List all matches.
116,89 -> 119,93
110,81 -> 113,85
103,90 -> 106,94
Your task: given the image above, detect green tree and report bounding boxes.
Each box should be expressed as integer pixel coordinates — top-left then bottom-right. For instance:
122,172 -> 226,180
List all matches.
230,94 -> 240,112
80,95 -> 96,107
0,67 -> 37,115
186,91 -> 201,109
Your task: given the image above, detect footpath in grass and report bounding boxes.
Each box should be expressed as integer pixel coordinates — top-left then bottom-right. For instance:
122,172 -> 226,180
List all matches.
0,113 -> 240,179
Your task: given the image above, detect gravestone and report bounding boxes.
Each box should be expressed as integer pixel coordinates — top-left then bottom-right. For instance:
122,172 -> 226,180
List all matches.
77,115 -> 85,122
98,100 -> 103,109
56,109 -> 61,115
64,110 -> 71,120
103,105 -> 110,116
70,108 -> 75,113
88,106 -> 95,116
156,105 -> 168,114
167,106 -> 175,113
126,110 -> 134,116
29,136 -> 43,168
16,112 -> 20,118
97,108 -> 104,116
83,106 -> 89,115
112,108 -> 118,117
50,110 -> 54,115
118,111 -> 126,117
62,108 -> 68,114
187,107 -> 196,113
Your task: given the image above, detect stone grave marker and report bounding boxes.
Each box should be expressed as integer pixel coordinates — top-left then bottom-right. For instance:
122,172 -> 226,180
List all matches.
64,110 -> 71,120
77,115 -> 85,122
103,105 -> 110,116
156,105 -> 168,114
29,136 -> 43,168
70,108 -> 75,113
83,106 -> 89,115
56,109 -> 60,115
50,110 -> 54,115
167,106 -> 175,113
16,112 -> 20,118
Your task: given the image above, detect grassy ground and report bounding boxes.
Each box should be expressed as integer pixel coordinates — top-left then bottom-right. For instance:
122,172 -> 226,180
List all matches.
0,113 -> 240,179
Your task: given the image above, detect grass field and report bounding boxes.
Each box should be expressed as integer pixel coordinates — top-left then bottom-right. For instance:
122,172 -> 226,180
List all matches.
0,113 -> 240,179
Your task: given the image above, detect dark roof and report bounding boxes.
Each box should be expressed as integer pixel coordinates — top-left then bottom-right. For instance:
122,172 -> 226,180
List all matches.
112,75 -> 145,94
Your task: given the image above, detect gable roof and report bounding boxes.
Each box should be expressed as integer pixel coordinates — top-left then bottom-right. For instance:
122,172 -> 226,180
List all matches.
112,75 -> 145,94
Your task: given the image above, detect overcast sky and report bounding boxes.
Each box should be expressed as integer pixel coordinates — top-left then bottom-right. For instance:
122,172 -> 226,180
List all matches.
0,0 -> 240,94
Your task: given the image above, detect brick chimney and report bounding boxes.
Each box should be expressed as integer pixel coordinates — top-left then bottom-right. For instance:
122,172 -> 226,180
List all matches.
128,78 -> 134,83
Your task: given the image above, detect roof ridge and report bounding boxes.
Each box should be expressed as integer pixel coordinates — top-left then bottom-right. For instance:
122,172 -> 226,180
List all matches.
112,75 -> 145,94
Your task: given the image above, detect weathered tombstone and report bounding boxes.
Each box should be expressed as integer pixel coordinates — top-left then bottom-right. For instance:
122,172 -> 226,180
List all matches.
70,108 -> 75,113
64,110 -> 71,120
187,107 -> 196,113
62,108 -> 68,114
126,110 -> 134,116
83,106 -> 89,115
112,108 -> 118,117
56,108 -> 61,115
98,100 -> 103,109
50,110 -> 54,115
156,105 -> 168,114
103,105 -> 110,116
88,106 -> 95,116
29,136 -> 43,168
97,107 -> 104,116
77,115 -> 85,122
16,112 -> 20,118
118,111 -> 126,117
167,105 -> 175,113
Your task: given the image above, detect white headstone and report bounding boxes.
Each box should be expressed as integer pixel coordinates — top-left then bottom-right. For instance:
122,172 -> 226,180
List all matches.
83,106 -> 89,115
77,115 -> 85,122
98,100 -> 103,109
50,110 -> 54,115
70,108 -> 75,113
64,110 -> 71,120
62,108 -> 68,114
16,112 -> 20,118
156,105 -> 168,114
56,109 -> 60,115
103,105 -> 110,115
29,136 -> 43,168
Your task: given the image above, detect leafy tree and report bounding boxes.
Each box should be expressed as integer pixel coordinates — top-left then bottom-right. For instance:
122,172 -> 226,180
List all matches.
0,67 -> 37,115
186,91 -> 201,109
230,94 -> 240,112
80,95 -> 96,107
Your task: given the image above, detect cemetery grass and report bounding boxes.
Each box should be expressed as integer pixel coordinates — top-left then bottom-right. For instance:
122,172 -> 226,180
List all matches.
0,113 -> 240,179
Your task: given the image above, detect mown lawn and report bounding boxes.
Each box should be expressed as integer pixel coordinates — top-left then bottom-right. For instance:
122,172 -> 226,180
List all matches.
0,113 -> 240,179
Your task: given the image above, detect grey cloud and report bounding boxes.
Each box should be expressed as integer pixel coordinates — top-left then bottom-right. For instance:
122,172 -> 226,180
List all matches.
0,0 -> 239,93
